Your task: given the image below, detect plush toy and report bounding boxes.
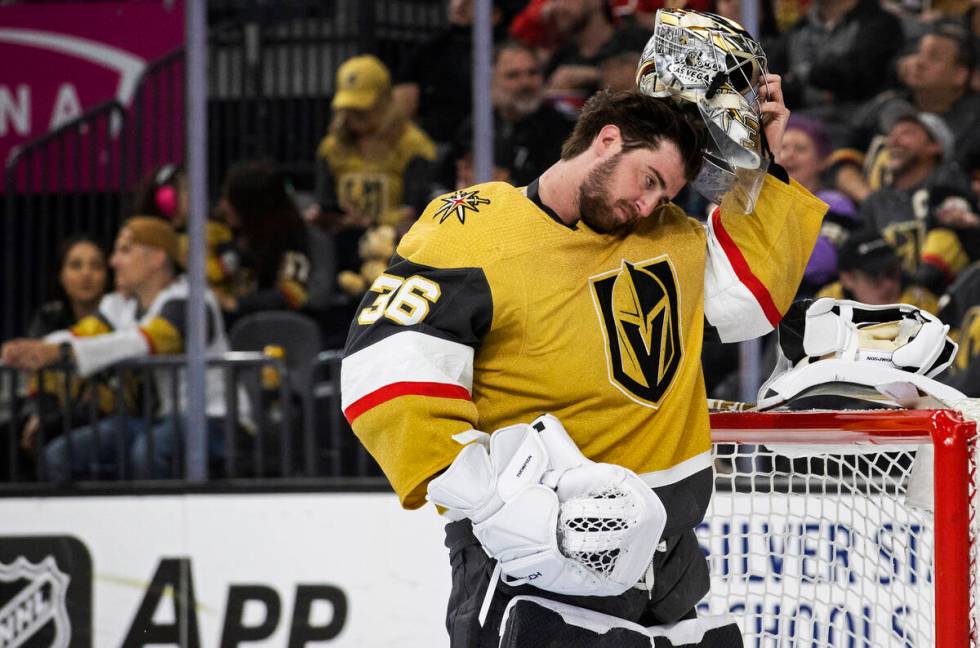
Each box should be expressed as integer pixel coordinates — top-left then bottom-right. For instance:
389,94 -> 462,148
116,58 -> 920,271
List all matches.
337,224 -> 398,297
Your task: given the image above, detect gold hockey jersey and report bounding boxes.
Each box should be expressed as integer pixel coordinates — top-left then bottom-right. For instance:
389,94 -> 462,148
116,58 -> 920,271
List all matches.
342,175 -> 826,518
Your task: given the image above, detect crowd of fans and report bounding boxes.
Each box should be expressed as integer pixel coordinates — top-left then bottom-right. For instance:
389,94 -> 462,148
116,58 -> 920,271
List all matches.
3,0 -> 980,481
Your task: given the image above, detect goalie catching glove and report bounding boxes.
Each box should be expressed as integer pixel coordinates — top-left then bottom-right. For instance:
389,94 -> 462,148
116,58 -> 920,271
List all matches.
427,414 -> 667,597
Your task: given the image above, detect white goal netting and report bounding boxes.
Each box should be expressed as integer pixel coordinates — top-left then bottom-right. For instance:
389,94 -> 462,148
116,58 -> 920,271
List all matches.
702,402 -> 980,648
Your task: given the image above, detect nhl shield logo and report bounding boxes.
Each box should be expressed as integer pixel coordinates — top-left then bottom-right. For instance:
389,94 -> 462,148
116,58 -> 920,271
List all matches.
590,256 -> 683,408
0,556 -> 71,647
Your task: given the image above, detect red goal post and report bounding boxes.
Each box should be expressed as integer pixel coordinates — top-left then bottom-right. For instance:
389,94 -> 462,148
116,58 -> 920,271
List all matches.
707,409 -> 978,648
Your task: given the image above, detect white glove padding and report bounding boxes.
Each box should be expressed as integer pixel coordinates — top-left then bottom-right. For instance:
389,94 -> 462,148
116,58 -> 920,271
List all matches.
803,298 -> 956,377
474,462 -> 666,596
427,414 -> 666,597
426,414 -> 587,523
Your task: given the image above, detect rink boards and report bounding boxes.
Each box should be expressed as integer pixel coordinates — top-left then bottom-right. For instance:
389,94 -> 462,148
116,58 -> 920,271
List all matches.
0,491 -> 938,647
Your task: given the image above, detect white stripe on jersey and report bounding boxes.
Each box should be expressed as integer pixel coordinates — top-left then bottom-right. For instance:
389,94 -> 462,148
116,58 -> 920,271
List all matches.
638,450 -> 712,488
703,217 -> 774,342
341,331 -> 475,411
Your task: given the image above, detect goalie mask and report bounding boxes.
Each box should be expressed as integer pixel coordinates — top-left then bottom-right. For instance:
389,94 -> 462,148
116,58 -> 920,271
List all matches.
757,298 -> 963,410
637,9 -> 770,212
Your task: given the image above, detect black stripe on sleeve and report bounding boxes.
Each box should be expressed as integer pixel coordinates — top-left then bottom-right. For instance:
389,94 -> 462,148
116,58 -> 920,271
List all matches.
157,298 -> 219,345
343,254 -> 493,357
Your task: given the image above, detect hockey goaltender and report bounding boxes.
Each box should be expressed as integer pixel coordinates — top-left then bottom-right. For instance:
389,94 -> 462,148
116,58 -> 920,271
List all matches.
341,9 -> 829,648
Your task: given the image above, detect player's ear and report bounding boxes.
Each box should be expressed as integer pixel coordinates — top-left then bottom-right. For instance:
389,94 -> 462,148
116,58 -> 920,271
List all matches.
592,125 -> 623,157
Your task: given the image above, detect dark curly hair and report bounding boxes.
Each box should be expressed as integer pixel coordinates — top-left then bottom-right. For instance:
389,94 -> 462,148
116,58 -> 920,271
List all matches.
560,90 -> 706,182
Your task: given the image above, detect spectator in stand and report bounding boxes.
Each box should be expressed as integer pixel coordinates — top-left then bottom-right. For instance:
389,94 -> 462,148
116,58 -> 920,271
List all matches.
710,0 -> 780,44
10,236 -> 112,480
779,116 -> 862,295
610,0 -> 669,30
907,184 -> 980,295
27,236 -> 109,338
310,54 -> 435,317
510,0 -> 562,52
855,112 -> 971,275
937,260 -> 980,396
392,0 -> 510,146
135,164 -> 238,296
134,164 -> 188,225
1,218 -> 237,481
816,229 -> 939,312
598,50 -> 642,92
219,160 -> 333,325
511,0 -> 682,52
450,41 -> 576,189
768,0 -> 904,136
965,0 -> 980,91
313,55 -> 436,236
843,21 -> 980,179
543,0 -> 652,108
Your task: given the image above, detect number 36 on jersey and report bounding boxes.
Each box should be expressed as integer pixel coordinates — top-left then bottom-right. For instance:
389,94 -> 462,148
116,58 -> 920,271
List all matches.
357,274 -> 441,326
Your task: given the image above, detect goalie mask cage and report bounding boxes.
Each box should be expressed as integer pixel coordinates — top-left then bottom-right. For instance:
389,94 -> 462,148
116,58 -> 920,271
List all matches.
705,409 -> 977,648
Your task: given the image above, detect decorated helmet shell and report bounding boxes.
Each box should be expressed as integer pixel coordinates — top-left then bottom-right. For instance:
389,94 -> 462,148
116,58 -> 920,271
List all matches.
637,9 -> 771,211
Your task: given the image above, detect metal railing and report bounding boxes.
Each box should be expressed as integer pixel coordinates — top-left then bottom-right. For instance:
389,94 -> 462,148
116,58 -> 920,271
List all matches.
0,351 -> 382,491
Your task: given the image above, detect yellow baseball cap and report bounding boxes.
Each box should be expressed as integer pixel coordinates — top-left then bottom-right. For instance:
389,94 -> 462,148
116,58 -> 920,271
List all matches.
332,55 -> 391,111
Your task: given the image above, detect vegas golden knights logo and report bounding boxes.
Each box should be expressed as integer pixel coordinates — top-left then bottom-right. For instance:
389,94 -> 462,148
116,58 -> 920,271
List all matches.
590,257 -> 682,408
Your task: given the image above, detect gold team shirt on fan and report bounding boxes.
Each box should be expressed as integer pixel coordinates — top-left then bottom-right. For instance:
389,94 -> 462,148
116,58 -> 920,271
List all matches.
317,123 -> 436,227
342,175 -> 826,519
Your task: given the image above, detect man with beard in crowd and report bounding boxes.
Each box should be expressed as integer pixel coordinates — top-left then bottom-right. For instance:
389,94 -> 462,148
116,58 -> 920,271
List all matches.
857,112 -> 970,276
453,40 -> 576,189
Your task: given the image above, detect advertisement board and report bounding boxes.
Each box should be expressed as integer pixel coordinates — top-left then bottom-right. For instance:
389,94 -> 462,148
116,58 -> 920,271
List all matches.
0,490 -> 937,647
1,493 -> 451,647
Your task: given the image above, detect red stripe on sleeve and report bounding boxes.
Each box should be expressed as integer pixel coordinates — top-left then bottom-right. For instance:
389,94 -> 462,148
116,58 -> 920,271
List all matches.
710,208 -> 782,327
137,327 -> 157,354
344,381 -> 471,423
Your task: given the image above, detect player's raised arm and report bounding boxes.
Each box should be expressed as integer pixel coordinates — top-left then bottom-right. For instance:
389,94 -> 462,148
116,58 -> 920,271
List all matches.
637,11 -> 828,342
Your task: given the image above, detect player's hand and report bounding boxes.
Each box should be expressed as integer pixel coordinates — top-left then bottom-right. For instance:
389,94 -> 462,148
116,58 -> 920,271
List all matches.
758,74 -> 790,161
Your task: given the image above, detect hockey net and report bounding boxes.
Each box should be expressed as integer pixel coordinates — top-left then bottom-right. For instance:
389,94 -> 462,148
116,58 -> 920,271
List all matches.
703,406 -> 979,648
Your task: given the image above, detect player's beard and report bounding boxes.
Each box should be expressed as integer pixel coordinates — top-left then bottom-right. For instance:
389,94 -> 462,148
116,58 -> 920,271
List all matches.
579,152 -> 641,235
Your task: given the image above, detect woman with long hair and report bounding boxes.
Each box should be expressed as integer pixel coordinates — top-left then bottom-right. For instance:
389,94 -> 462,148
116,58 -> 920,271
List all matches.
16,236 -> 112,479
218,160 -> 333,323
27,235 -> 109,337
